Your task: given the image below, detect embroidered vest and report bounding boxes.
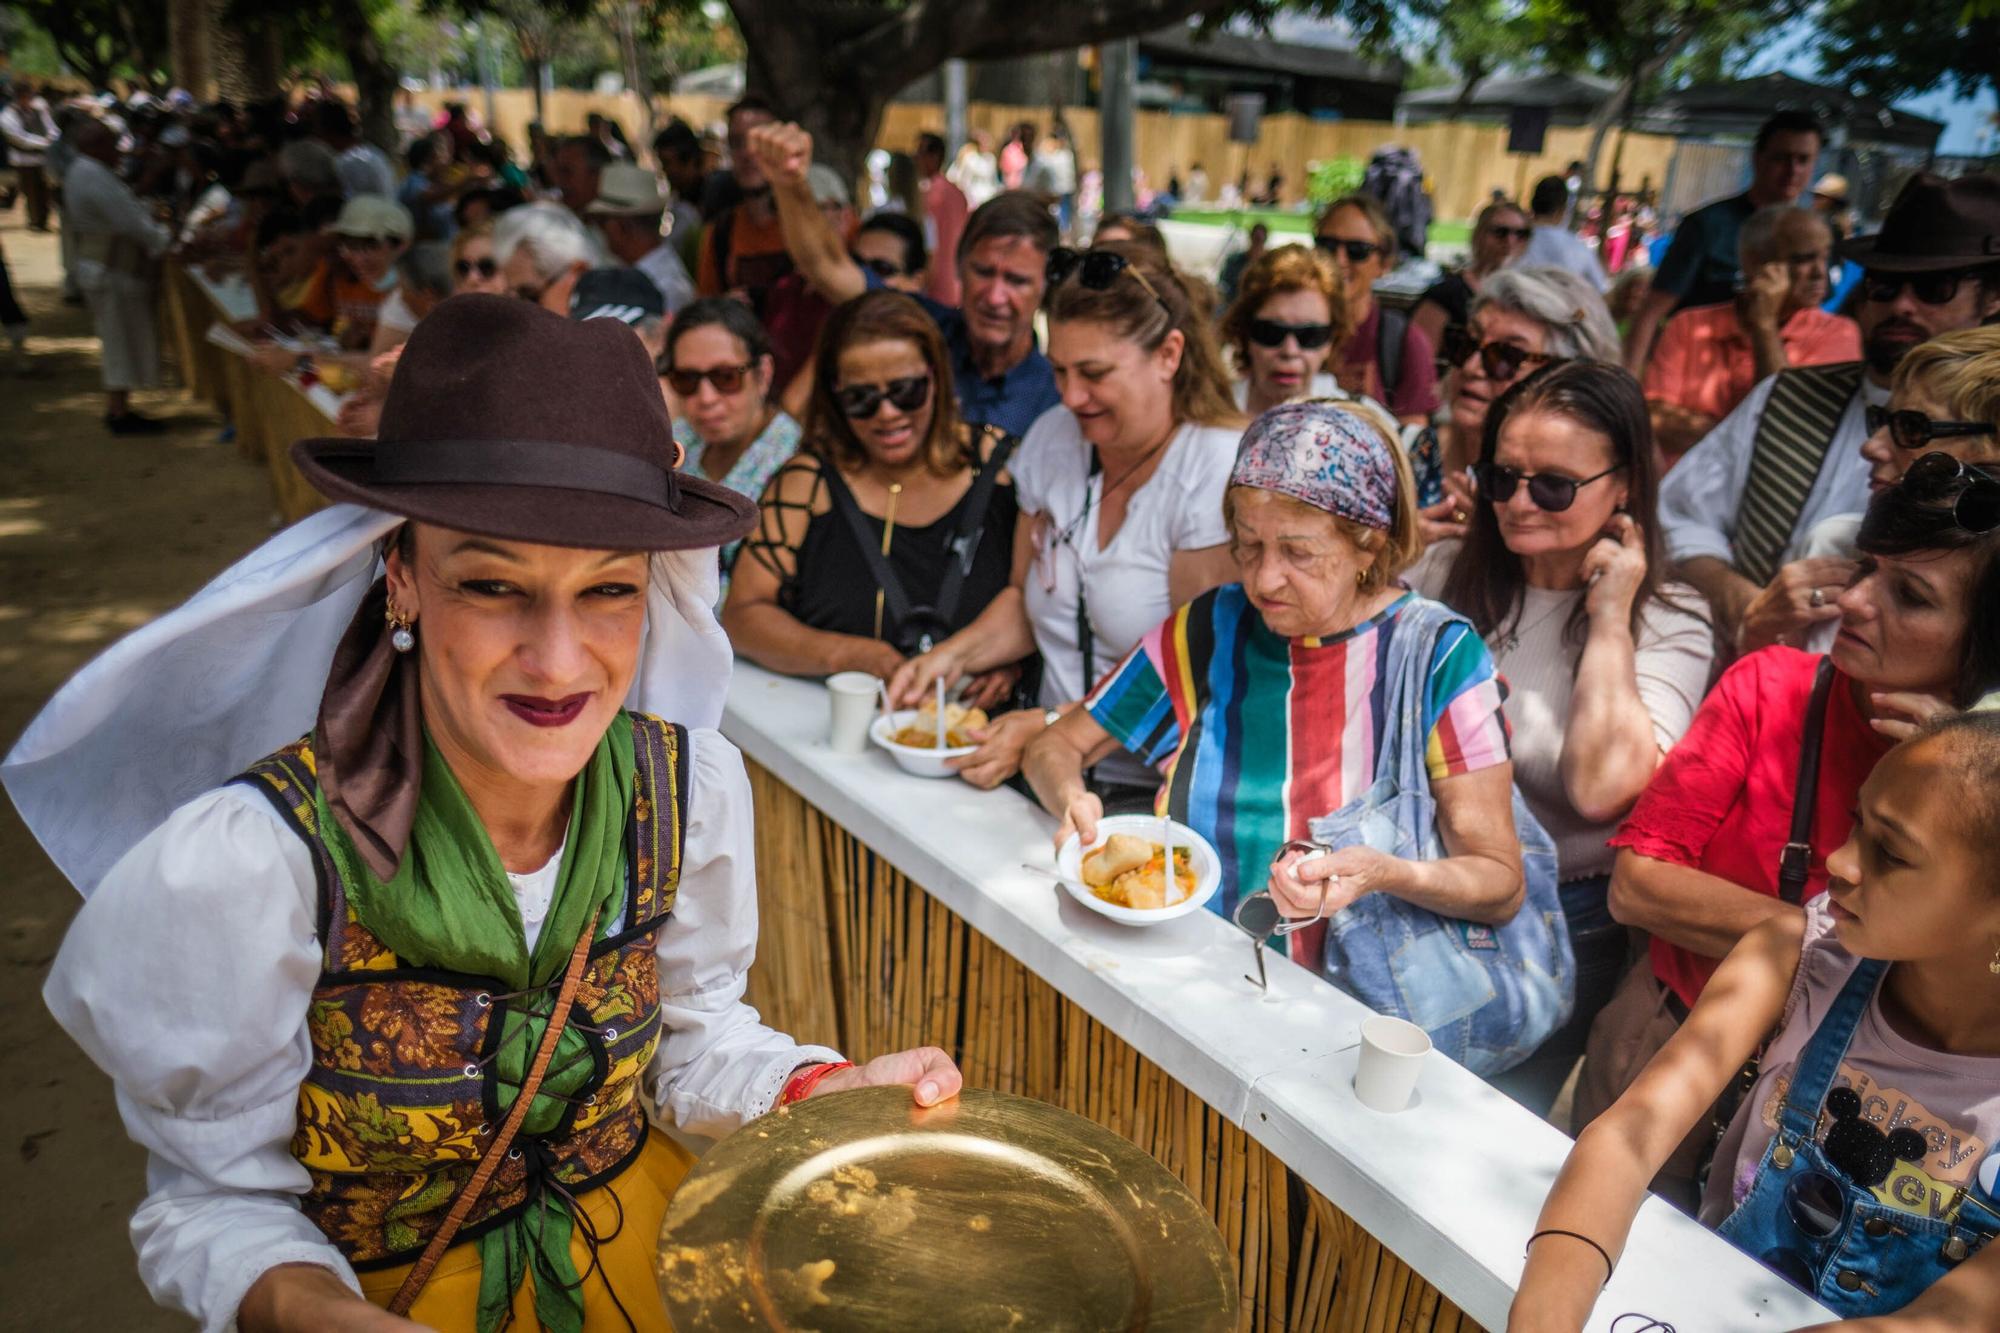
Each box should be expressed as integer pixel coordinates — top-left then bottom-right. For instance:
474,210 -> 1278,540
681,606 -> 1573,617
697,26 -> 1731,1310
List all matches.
235,713 -> 688,1269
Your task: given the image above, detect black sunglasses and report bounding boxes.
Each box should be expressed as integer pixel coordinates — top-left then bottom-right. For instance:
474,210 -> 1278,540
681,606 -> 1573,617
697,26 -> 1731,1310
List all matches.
665,362 -> 753,396
1246,318 -> 1335,351
1861,271 -> 1968,306
1045,246 -> 1169,311
1865,405 -> 1994,453
855,254 -> 906,280
834,375 -> 931,418
1314,236 -> 1385,264
453,256 -> 497,279
1475,462 -> 1624,513
1901,451 -> 2000,534
1484,225 -> 1533,242
1443,326 -> 1560,382
1754,1168 -> 1848,1293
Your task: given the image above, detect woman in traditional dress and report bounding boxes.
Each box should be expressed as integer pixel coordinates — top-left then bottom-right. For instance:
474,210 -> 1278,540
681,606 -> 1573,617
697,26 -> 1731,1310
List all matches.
15,294 -> 959,1332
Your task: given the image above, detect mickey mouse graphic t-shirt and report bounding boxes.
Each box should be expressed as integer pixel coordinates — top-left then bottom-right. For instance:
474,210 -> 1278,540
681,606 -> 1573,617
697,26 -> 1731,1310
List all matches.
1701,897 -> 2000,1228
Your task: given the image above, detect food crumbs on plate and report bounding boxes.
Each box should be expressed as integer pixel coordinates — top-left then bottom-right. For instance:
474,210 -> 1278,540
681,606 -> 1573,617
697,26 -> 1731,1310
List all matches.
769,1258 -> 836,1308
968,1214 -> 992,1232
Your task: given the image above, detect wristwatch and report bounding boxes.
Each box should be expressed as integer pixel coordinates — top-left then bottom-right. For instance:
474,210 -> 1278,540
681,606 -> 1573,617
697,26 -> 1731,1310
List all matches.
1043,708 -> 1063,728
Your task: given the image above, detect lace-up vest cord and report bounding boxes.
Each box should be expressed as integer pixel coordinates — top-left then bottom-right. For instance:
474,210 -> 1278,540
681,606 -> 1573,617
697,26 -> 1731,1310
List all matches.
235,714 -> 687,1268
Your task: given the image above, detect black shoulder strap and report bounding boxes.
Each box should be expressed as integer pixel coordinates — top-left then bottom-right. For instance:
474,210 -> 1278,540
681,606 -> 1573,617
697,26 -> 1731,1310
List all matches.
1777,657 -> 1839,905
712,206 -> 736,284
821,461 -> 916,634
932,429 -> 1019,631
1376,305 -> 1408,401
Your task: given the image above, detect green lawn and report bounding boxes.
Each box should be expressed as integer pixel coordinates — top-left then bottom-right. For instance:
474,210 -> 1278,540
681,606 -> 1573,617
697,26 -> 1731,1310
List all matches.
1170,208 -> 1470,248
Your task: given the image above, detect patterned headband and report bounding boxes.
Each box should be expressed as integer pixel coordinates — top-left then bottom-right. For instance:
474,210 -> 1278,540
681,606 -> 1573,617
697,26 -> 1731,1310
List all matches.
1229,399 -> 1399,531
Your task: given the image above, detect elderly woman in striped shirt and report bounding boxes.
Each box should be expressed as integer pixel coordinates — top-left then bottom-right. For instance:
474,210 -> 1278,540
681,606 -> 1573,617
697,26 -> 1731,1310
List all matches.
1024,400 -> 1524,961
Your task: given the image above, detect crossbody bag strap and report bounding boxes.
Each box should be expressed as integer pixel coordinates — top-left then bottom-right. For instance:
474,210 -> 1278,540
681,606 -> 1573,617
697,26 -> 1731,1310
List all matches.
820,461 -> 916,634
932,429 -> 1019,632
385,904 -> 606,1317
1076,448 -> 1104,697
1777,657 -> 1839,905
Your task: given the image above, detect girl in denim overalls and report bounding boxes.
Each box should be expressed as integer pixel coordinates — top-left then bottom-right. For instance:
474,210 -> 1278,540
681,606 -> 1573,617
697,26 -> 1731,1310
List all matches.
1511,714 -> 2000,1331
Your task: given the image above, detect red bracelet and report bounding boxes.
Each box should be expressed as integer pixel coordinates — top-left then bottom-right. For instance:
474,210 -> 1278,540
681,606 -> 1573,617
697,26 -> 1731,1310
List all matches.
779,1061 -> 854,1107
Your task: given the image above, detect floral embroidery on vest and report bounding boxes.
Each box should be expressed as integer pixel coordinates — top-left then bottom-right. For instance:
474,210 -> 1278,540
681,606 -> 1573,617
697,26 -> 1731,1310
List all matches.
237,713 -> 686,1268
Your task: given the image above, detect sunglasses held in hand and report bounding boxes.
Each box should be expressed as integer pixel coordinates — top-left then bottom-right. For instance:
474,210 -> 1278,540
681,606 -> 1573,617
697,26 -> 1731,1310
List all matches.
1232,840 -> 1336,992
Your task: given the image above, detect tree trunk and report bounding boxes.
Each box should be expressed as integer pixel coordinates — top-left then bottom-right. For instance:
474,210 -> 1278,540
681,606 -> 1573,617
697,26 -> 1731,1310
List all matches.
1581,26 -> 1696,190
1444,60 -> 1488,123
329,0 -> 399,153
169,0 -> 210,98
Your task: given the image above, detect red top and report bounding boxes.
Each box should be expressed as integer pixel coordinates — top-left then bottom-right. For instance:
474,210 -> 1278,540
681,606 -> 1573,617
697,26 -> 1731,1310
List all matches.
1609,647 -> 1893,1008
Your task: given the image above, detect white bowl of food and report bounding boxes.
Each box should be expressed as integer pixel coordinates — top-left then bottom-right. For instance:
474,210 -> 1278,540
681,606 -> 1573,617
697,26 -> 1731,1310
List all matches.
869,701 -> 984,778
1055,816 -> 1222,925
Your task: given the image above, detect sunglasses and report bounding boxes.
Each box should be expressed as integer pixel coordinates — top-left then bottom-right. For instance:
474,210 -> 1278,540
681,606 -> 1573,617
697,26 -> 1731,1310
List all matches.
1900,451 -> 2000,534
1484,225 -> 1533,242
1045,246 -> 1170,312
855,254 -> 906,280
834,375 -> 931,418
1314,236 -> 1386,264
1861,271 -> 1968,306
665,362 -> 754,396
1231,840 -> 1337,991
1442,326 -> 1559,382
1246,318 -> 1335,350
1754,1168 -> 1848,1293
453,256 -> 498,279
1865,405 -> 1994,453
337,235 -> 394,251
1475,462 -> 1624,513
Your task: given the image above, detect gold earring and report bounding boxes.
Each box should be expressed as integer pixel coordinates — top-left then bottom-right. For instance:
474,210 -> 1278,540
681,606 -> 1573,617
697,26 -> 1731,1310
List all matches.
1989,938 -> 2000,976
386,604 -> 416,654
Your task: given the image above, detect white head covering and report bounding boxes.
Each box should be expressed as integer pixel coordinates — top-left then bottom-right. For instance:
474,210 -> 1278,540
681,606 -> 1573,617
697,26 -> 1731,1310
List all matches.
2,504 -> 734,896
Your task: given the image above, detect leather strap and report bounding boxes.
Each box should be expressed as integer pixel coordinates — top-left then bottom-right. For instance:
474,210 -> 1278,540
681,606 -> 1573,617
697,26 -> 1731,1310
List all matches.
386,906 -> 605,1316
1777,657 -> 1838,905
1734,362 -> 1866,586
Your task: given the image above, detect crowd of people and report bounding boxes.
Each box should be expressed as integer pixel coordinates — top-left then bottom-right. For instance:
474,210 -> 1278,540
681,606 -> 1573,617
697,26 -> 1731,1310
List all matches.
10,76 -> 2000,1330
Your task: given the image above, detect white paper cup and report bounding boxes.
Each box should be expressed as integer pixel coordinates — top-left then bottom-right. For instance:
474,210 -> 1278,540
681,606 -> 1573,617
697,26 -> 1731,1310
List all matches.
826,672 -> 881,753
1353,1015 -> 1431,1113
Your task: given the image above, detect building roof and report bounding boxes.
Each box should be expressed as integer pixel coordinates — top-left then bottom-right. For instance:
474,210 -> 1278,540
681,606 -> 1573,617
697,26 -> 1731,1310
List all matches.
1137,24 -> 1405,88
1398,71 -> 1617,118
1632,73 -> 1944,151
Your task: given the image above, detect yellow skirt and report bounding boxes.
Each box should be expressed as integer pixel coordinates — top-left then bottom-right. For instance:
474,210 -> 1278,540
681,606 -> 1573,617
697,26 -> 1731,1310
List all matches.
357,1132 -> 695,1331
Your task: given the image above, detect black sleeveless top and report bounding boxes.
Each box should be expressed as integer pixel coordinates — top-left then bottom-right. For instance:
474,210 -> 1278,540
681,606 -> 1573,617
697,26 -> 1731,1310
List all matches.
744,428 -> 1018,654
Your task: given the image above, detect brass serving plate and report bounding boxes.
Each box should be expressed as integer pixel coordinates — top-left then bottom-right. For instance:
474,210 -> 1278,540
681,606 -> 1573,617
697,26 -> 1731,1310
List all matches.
657,1086 -> 1237,1331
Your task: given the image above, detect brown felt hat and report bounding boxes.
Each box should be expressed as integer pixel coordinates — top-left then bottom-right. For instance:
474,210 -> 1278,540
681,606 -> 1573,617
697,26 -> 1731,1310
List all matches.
293,293 -> 756,550
1838,171 -> 2000,275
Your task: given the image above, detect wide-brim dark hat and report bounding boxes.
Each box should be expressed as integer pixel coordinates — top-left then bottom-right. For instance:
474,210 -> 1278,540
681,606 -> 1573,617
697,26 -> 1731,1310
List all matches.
1838,171 -> 2000,274
293,293 -> 756,551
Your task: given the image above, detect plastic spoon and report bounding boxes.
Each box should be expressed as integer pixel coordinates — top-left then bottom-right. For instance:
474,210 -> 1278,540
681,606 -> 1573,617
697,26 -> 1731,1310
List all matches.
934,674 -> 946,749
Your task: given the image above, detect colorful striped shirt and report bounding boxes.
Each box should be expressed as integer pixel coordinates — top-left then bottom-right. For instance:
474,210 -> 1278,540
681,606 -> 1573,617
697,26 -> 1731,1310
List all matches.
1086,586 -> 1512,928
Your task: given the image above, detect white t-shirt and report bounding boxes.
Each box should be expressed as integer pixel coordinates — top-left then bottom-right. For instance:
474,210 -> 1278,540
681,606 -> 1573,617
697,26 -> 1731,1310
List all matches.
1012,410 -> 1237,781
375,287 -> 418,337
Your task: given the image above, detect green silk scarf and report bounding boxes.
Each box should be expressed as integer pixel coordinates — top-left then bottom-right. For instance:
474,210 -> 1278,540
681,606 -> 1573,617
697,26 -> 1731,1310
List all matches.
314,717 -> 635,1333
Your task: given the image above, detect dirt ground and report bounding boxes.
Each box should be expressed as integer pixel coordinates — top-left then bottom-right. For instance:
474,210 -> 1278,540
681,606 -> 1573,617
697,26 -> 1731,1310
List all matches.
0,212 -> 274,1330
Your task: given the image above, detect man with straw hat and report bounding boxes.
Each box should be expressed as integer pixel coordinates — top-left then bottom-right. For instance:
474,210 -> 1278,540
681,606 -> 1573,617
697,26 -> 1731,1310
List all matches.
12,294 -> 960,1332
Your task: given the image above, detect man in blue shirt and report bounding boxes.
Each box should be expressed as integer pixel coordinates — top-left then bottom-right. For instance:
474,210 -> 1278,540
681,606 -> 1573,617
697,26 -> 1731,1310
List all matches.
1625,110 -> 1824,375
747,121 -> 1061,439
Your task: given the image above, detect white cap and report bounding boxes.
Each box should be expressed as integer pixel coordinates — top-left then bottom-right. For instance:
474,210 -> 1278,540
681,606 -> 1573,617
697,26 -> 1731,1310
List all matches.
327,194 -> 413,243
584,163 -> 667,215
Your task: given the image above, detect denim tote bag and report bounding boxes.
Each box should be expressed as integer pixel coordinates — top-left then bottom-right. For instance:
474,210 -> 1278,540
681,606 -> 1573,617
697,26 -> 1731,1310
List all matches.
1305,597 -> 1574,1076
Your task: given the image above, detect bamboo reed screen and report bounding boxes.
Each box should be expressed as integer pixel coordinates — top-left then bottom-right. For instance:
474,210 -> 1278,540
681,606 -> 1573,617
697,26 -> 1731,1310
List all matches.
741,761 -> 1484,1333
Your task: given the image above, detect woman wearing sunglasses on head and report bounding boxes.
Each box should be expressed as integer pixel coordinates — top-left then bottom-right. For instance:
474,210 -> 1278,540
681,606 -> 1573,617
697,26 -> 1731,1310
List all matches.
1415,267 -> 1623,545
886,241 -> 1243,795
1219,244 -> 1366,418
722,290 -> 1021,696
1511,702 -> 2000,1333
1411,199 -> 1532,367
1566,459 -> 2000,1205
1406,362 -> 1715,1112
1740,326 -> 2000,657
1314,192 -> 1440,427
659,297 -> 802,590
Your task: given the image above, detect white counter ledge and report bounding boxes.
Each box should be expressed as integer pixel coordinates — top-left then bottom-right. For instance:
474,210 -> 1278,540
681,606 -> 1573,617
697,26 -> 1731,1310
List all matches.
723,663 -> 1836,1331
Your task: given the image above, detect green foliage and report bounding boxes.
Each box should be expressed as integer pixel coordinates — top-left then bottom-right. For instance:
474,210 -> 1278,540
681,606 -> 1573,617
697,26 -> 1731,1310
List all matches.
1307,155 -> 1365,207
1814,0 -> 2000,101
8,0 -> 169,88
